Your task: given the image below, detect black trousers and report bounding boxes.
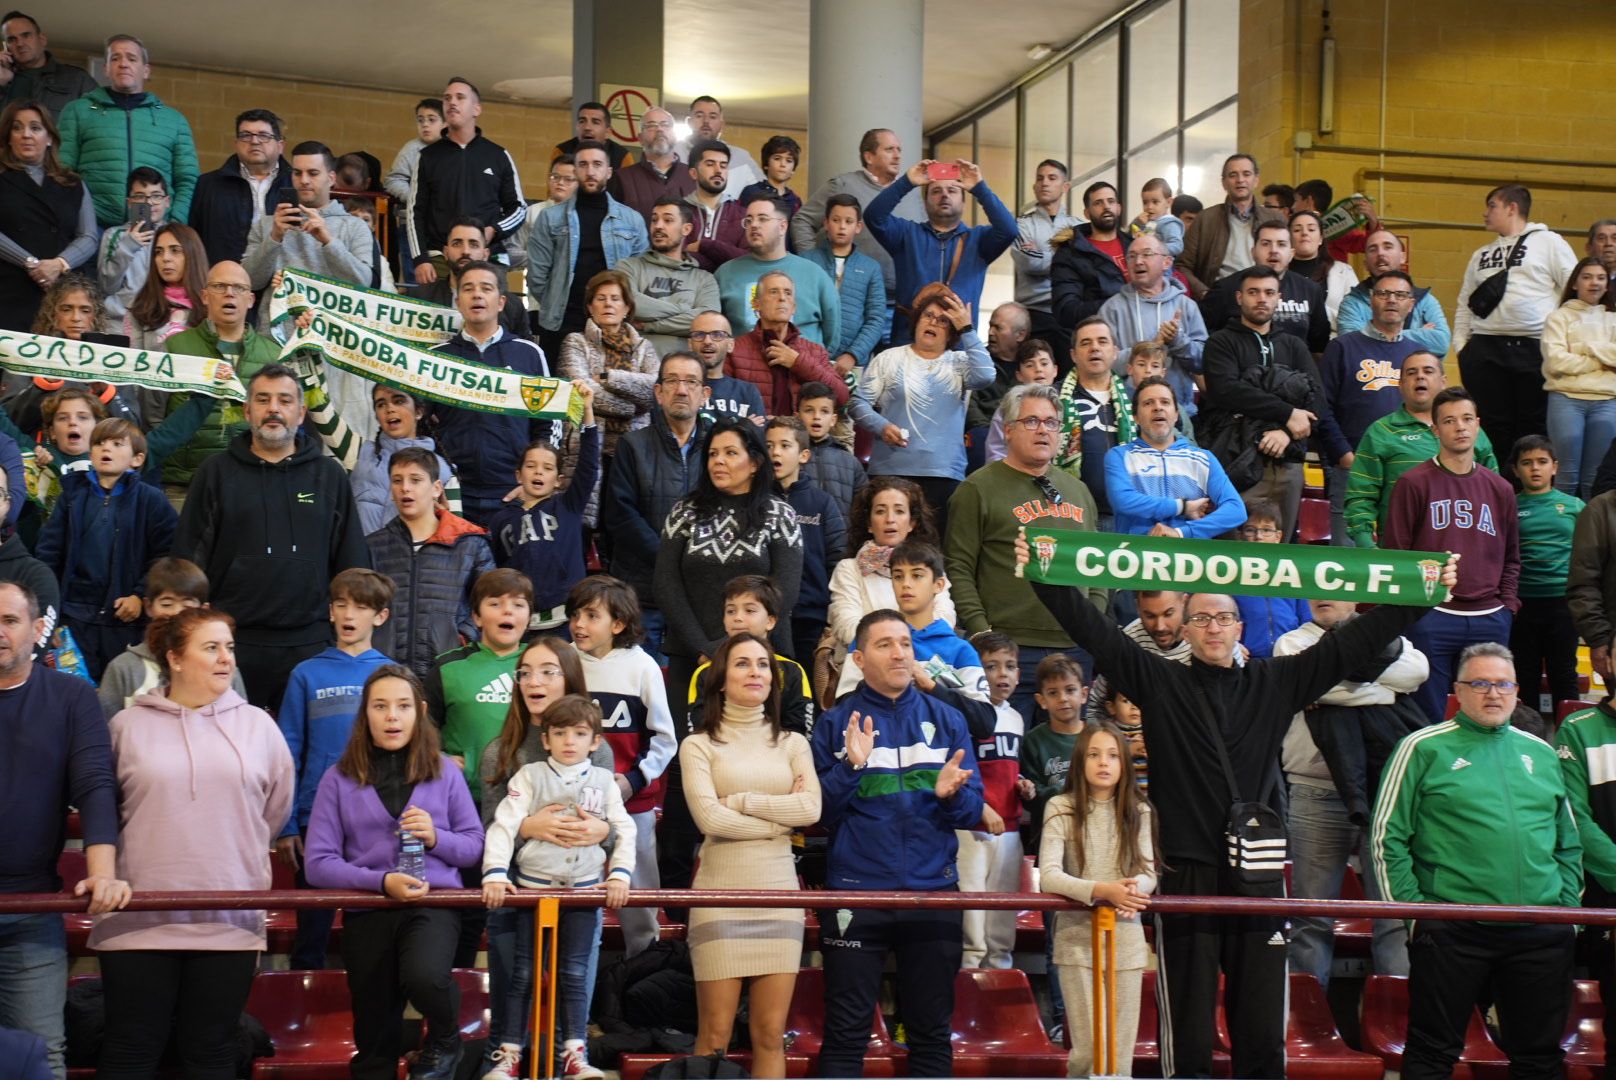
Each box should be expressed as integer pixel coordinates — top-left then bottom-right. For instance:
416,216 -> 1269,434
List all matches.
819,902 -> 964,1078
1458,334 -> 1547,466
1154,861 -> 1288,1079
1404,920 -> 1574,1080
290,832 -> 336,970
342,907 -> 462,1080
97,949 -> 258,1080
62,616 -> 141,683
657,652 -> 703,920
791,615 -> 825,669
237,637 -> 326,712
1511,595 -> 1581,709
1029,307 -> 1072,367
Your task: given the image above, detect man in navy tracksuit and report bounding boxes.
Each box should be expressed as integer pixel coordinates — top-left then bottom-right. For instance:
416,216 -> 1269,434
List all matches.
811,608 -> 985,1078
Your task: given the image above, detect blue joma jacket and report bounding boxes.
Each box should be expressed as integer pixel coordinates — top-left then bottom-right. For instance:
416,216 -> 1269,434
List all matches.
811,680 -> 984,890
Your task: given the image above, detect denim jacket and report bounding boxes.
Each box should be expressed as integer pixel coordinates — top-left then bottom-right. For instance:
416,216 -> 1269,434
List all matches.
525,193 -> 649,331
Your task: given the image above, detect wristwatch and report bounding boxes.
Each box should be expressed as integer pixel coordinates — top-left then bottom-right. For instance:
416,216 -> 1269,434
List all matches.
24,256 -> 39,270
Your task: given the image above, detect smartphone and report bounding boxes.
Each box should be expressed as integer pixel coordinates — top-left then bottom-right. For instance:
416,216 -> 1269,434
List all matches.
927,162 -> 961,182
275,187 -> 302,224
132,202 -> 153,228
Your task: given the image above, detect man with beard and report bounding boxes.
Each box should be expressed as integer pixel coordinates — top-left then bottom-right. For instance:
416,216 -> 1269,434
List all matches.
684,309 -> 763,423
1198,220 -> 1330,353
552,100 -> 631,172
609,106 -> 696,225
1334,229 -> 1451,357
679,95 -> 761,199
527,141 -> 648,362
683,139 -> 746,272
417,216 -> 530,341
406,76 -> 525,284
604,352 -> 716,662
1050,181 -> 1131,330
715,195 -> 840,345
172,362 -> 367,709
616,198 -> 720,356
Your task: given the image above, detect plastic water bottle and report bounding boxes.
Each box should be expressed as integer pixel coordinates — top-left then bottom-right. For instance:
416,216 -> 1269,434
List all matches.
397,829 -> 427,880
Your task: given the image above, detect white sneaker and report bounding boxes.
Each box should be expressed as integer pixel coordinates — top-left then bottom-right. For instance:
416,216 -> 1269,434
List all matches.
561,1045 -> 604,1080
483,1043 -> 522,1080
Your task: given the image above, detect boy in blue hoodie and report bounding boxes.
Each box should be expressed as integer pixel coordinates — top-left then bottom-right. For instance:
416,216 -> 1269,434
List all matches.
35,418 -> 179,680
765,416 -> 846,666
1230,499 -> 1311,658
812,606 -> 984,1078
274,567 -> 395,969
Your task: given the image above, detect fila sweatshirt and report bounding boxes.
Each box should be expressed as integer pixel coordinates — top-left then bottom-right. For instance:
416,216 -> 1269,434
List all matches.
576,646 -> 677,814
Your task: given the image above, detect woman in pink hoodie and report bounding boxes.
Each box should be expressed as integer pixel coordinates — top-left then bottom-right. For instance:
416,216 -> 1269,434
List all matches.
91,608 -> 294,1079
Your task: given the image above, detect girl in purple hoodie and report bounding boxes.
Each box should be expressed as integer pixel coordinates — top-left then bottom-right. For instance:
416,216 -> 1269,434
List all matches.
304,663 -> 484,1080
92,609 -> 295,1078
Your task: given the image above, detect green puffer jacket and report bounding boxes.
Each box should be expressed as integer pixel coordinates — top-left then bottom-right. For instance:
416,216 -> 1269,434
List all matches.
57,88 -> 199,226
161,322 -> 279,487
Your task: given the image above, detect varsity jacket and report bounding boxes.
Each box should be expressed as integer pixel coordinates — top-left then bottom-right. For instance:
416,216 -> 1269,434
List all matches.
365,509 -> 495,678
483,758 -> 636,886
812,680 -> 986,890
577,645 -> 677,813
1453,223 -> 1579,354
1555,701 -> 1616,897
406,129 -> 526,264
1033,579 -> 1423,866
1344,407 -> 1499,548
1373,711 -> 1582,910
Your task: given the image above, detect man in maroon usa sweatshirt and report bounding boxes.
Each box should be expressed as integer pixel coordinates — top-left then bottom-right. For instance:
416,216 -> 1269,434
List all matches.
1382,386 -> 1519,722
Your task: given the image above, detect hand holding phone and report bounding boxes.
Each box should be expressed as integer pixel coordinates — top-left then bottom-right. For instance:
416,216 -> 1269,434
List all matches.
926,162 -> 961,183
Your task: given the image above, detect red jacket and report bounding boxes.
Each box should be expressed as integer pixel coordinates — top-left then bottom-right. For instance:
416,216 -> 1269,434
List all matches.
687,196 -> 747,272
726,323 -> 848,416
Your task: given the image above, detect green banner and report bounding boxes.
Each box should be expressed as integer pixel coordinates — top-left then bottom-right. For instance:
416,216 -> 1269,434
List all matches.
1318,194 -> 1372,241
281,309 -> 582,424
269,267 -> 460,344
1018,525 -> 1451,606
0,330 -> 245,401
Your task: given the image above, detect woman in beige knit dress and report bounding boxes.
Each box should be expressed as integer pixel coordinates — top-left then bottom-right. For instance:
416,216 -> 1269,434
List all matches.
680,633 -> 822,1078
1039,722 -> 1158,1078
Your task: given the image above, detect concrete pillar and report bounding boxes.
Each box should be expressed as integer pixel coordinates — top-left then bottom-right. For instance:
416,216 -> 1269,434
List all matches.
572,0 -> 664,117
807,0 -> 924,190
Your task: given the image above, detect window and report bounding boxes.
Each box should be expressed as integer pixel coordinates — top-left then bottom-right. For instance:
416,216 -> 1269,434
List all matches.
1023,67 -> 1070,211
1125,1 -> 1180,150
1071,33 -> 1119,182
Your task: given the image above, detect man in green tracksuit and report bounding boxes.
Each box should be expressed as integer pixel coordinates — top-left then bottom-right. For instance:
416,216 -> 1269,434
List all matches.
1343,352 -> 1496,548
1372,641 -> 1582,1080
1554,697 -> 1616,1076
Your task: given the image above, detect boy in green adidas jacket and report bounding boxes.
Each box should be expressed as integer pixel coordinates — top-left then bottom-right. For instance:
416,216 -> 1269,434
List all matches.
1371,642 -> 1581,1080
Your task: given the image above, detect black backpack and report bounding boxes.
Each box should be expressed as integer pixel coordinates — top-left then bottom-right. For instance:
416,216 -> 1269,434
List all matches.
645,1054 -> 751,1079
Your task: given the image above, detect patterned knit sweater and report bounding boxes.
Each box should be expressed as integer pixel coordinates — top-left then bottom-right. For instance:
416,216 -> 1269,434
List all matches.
653,493 -> 803,659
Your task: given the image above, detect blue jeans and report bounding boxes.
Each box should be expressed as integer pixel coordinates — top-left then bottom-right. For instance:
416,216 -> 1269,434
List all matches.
1545,392 -> 1616,498
640,606 -> 667,668
490,903 -> 603,1051
0,913 -> 67,1080
1406,607 -> 1513,723
1286,783 -> 1407,988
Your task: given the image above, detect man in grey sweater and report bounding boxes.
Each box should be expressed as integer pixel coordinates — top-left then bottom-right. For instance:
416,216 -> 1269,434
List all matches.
243,139 -> 379,438
790,127 -> 924,311
616,196 -> 720,356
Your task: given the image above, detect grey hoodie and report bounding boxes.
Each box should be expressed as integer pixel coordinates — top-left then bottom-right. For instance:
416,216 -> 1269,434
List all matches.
614,249 -> 721,356
1098,277 -> 1210,417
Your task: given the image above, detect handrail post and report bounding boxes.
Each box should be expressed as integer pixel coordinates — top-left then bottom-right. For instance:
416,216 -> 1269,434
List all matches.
531,896 -> 560,1080
1091,905 -> 1117,1075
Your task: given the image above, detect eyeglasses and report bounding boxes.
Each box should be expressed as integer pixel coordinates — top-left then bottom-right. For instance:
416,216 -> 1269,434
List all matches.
1371,289 -> 1414,301
1186,612 -> 1241,628
1010,416 -> 1063,433
1238,526 -> 1282,538
1032,475 -> 1064,506
689,331 -> 730,342
517,666 -> 566,682
918,310 -> 952,325
205,282 -> 252,296
126,193 -> 168,204
659,377 -> 704,389
235,131 -> 278,143
1458,680 -> 1518,694
548,172 -> 577,183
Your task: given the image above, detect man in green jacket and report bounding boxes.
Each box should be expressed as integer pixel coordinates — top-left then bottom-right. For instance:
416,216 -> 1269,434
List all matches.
56,34 -> 199,226
1372,641 -> 1582,1080
1344,351 -> 1497,548
162,261 -> 278,492
1554,696 -> 1616,1071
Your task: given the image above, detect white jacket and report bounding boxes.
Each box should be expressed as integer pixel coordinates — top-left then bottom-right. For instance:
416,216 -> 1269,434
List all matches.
482,757 -> 636,887
1453,222 -> 1578,351
1540,299 -> 1616,399
827,556 -> 957,647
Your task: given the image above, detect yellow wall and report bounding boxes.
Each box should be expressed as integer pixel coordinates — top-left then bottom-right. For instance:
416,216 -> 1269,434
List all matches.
54,52 -> 810,203
1238,0 -> 1616,354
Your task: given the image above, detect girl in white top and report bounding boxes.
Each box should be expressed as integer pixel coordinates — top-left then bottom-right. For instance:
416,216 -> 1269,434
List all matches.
1039,722 -> 1158,1078
1540,256 -> 1616,497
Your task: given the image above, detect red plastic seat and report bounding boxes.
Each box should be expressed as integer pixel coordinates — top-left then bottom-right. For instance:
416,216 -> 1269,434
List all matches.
1559,699 -> 1600,723
1332,864 -> 1372,957
950,968 -> 1066,1076
1563,979 -> 1604,1080
1445,694 -> 1461,719
1298,498 -> 1331,544
1016,856 -> 1047,952
1286,973 -> 1383,1079
247,970 -> 355,1078
1360,974 -> 1509,1079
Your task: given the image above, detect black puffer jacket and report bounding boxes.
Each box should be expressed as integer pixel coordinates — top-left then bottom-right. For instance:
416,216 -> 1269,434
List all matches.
365,510 -> 495,679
